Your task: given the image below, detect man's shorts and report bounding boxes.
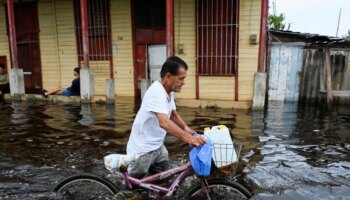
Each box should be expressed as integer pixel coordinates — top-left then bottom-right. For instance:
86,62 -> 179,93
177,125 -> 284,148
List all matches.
127,145 -> 170,178
61,89 -> 72,96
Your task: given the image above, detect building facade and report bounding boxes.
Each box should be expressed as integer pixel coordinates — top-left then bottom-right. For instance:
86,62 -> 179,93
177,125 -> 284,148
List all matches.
0,0 -> 266,108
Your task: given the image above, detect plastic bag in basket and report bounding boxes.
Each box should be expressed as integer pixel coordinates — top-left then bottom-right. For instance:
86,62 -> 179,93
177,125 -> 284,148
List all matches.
189,138 -> 213,177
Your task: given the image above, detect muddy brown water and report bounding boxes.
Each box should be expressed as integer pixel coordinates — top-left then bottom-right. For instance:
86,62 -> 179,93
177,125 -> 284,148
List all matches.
0,98 -> 349,199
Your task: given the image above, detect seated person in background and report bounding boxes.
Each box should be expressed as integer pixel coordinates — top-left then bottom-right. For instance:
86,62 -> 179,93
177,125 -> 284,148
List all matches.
43,67 -> 80,97
0,64 -> 10,96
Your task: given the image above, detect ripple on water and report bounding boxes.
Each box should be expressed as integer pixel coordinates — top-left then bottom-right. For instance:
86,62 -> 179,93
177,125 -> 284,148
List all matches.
1,101 -> 350,199
246,143 -> 350,196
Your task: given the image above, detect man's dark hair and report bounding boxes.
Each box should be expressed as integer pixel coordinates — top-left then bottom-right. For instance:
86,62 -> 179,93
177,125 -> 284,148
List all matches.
160,56 -> 188,79
0,64 -> 5,69
74,67 -> 80,75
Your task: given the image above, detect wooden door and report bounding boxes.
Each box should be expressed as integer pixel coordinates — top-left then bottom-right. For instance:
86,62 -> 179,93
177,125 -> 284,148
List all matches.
14,2 -> 42,93
132,0 -> 166,98
134,44 -> 147,98
0,56 -> 7,68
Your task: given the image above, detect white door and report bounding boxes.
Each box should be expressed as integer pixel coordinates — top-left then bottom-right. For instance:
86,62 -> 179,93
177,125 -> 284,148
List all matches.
148,45 -> 166,82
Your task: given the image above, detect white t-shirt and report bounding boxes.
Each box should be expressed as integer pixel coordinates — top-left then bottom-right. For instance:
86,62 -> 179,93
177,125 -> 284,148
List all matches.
127,81 -> 176,156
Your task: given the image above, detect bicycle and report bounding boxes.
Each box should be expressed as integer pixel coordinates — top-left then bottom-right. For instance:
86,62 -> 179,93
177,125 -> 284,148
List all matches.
53,142 -> 251,199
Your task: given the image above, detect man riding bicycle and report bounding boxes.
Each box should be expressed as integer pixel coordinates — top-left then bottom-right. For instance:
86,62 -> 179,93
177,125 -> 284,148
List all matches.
55,57 -> 251,198
126,56 -> 206,178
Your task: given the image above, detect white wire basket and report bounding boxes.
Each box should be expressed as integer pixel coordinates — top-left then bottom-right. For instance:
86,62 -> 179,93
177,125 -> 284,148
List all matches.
211,143 -> 242,177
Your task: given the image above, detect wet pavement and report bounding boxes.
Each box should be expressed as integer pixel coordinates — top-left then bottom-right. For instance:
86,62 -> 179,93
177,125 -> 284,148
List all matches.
0,98 -> 349,199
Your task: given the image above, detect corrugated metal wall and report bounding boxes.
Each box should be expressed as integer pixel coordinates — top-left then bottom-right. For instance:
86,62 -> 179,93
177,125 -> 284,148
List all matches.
268,43 -> 304,102
300,49 -> 350,104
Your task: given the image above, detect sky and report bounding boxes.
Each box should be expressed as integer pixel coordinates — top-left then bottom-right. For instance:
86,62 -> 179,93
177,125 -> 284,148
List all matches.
270,0 -> 350,37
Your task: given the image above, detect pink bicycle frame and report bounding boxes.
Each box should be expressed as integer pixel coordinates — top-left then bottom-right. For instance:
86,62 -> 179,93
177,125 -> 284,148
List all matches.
121,163 -> 209,198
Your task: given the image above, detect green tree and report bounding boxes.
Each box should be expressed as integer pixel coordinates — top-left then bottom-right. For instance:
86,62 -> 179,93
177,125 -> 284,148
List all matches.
268,13 -> 286,30
342,30 -> 350,40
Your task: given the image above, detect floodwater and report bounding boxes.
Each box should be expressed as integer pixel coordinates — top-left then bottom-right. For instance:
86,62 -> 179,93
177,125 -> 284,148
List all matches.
0,98 -> 349,199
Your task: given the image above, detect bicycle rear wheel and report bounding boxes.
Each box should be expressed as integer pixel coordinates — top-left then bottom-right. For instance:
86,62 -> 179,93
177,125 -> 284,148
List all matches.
186,179 -> 251,200
54,173 -> 119,200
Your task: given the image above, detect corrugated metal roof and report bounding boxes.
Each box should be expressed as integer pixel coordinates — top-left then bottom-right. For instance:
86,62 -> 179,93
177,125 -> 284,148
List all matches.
269,30 -> 350,48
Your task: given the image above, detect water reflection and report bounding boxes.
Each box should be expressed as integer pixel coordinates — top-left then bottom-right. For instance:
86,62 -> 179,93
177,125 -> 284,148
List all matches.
0,99 -> 349,199
247,102 -> 350,199
78,104 -> 94,125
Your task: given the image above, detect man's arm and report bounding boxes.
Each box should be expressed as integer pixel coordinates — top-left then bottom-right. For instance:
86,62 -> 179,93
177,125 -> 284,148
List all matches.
170,110 -> 195,134
156,112 -> 205,146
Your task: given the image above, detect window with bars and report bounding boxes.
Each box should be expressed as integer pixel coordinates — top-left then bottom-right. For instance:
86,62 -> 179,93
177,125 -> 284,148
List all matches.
196,0 -> 238,76
73,0 -> 112,61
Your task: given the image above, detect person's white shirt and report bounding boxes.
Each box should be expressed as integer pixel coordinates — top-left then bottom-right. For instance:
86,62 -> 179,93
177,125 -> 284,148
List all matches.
127,81 -> 176,156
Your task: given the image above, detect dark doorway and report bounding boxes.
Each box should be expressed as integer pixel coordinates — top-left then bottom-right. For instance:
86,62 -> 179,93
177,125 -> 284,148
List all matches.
0,56 -> 7,69
132,0 -> 166,98
6,2 -> 42,94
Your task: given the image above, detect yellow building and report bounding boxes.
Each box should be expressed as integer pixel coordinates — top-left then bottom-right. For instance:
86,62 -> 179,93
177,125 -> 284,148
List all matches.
0,0 -> 266,109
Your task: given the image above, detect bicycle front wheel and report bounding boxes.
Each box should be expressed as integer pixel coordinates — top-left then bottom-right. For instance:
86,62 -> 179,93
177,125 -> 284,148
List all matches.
186,179 -> 251,200
54,173 -> 119,200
